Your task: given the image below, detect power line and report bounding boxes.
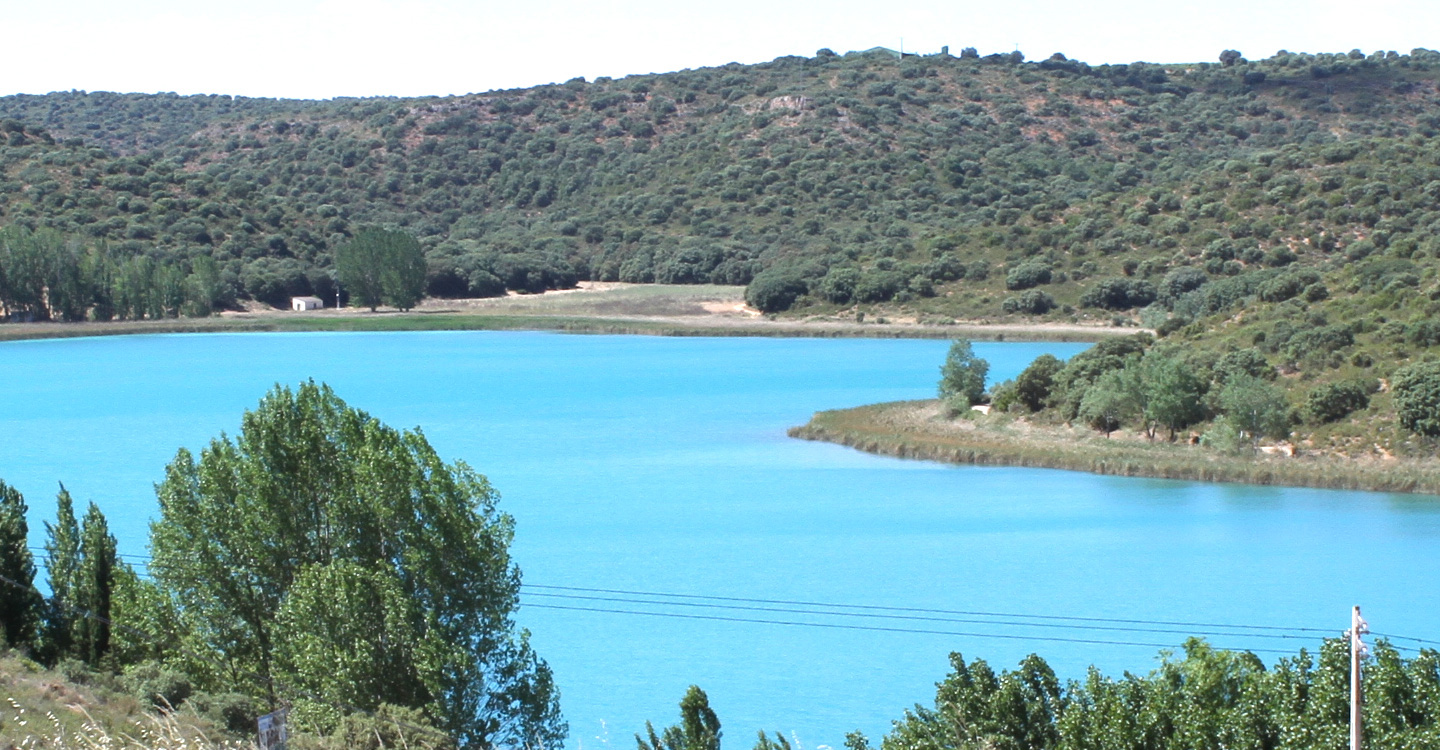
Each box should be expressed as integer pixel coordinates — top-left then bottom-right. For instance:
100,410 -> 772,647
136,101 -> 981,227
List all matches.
522,583 -> 1338,633
30,548 -> 1440,650
523,602 -> 1302,655
523,591 -> 1329,642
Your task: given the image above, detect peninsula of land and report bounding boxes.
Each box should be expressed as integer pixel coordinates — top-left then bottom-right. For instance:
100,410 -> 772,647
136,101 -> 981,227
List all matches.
791,399 -> 1440,496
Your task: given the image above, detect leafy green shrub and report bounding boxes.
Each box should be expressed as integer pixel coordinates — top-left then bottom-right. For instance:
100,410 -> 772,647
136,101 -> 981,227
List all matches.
1160,267 -> 1208,300
1282,324 -> 1354,362
1002,290 -> 1056,314
1005,262 -> 1052,290
1215,348 -> 1274,382
854,269 -> 907,303
1306,380 -> 1375,423
745,268 -> 808,312
1014,354 -> 1064,411
818,267 -> 860,304
1392,361 -> 1440,436
1257,270 -> 1321,303
1080,278 -> 1157,310
121,660 -> 193,709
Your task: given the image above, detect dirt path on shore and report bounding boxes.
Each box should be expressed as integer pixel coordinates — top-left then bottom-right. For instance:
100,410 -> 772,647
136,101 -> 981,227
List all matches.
0,283 -> 1147,342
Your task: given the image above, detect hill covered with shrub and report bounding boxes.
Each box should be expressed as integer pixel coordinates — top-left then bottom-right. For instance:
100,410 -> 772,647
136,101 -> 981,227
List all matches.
6,46 -> 1440,451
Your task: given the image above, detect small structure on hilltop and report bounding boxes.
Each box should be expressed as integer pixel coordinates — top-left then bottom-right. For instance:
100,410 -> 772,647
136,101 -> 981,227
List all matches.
291,296 -> 323,311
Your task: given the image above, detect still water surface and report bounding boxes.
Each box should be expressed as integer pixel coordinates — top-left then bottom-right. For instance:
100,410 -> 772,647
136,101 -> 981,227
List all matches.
2,332 -> 1438,748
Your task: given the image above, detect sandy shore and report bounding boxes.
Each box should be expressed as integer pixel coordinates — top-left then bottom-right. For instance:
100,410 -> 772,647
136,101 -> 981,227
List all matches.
0,283 -> 1144,343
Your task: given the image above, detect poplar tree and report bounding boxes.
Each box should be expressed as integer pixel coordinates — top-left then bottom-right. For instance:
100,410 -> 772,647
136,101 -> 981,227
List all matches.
75,503 -> 117,665
40,488 -> 119,666
42,485 -> 81,660
336,227 -> 426,311
0,480 -> 41,649
149,380 -> 564,748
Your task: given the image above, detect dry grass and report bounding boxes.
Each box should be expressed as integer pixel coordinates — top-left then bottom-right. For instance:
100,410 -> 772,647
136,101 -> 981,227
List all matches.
0,657 -> 250,750
791,400 -> 1440,496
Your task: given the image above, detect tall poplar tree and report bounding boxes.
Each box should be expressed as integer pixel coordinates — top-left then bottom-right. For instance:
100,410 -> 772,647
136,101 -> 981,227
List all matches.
149,380 -> 564,748
336,227 -> 426,311
41,487 -> 119,666
0,480 -> 41,649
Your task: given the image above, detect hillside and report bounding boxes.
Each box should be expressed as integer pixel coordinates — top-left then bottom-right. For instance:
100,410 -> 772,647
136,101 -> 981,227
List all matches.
5,46 -> 1440,454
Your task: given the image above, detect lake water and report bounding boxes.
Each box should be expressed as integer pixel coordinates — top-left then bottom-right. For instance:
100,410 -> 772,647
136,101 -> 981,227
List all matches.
2,332 -> 1438,749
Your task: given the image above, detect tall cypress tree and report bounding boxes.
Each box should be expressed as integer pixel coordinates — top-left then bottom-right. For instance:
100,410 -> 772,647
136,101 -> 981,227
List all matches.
0,479 -> 42,649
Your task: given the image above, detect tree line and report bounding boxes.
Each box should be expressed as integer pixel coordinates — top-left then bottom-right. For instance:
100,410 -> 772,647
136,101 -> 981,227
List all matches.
639,636 -> 1440,750
0,382 -> 562,748
939,336 -> 1440,451
0,223 -> 426,320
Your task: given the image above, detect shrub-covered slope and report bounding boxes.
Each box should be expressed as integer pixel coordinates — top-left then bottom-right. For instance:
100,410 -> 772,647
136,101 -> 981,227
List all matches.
2,46 -> 1439,310
6,47 -> 1440,452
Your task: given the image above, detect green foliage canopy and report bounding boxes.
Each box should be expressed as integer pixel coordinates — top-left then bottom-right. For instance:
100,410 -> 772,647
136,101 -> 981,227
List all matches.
938,340 -> 989,407
147,380 -> 564,748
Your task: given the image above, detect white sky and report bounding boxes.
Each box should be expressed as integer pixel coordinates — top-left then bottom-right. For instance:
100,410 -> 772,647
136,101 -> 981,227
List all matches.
4,0 -> 1437,100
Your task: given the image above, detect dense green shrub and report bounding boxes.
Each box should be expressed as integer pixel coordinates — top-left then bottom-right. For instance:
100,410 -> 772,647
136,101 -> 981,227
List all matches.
1005,262 -> 1052,290
744,268 -> 809,312
1215,348 -> 1274,382
1392,361 -> 1440,435
1002,290 -> 1056,314
1013,354 -> 1064,411
1306,380 -> 1374,423
1080,278 -> 1157,310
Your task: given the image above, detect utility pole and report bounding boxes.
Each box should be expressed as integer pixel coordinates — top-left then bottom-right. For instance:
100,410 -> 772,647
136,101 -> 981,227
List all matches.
1349,605 -> 1370,750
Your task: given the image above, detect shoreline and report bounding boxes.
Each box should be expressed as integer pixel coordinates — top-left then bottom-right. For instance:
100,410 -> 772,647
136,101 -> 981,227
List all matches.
0,286 -> 1145,344
790,400 -> 1440,498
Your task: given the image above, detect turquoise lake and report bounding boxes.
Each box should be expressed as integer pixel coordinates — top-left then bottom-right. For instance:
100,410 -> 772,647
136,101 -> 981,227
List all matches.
2,331 -> 1439,749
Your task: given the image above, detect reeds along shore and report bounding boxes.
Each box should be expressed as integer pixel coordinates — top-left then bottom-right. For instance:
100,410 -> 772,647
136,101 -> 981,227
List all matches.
790,401 -> 1440,497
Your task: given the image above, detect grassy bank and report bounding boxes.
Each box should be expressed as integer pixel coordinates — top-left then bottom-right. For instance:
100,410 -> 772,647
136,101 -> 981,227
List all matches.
791,400 -> 1440,497
0,654 -> 244,749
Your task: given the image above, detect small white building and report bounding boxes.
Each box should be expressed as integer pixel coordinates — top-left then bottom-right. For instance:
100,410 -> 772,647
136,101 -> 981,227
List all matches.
291,296 -> 323,311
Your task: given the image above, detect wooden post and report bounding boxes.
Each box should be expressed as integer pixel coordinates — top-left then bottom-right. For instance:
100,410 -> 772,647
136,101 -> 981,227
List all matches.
1350,605 -> 1369,750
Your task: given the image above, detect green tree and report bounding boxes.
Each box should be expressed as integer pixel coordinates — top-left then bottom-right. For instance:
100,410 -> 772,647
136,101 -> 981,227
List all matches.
1013,354 -> 1064,412
0,480 -> 41,649
274,561 -> 433,734
1217,374 -> 1291,451
1142,352 -> 1207,440
148,381 -> 563,749
637,686 -> 721,750
381,234 -> 427,311
40,489 -> 120,667
1306,380 -> 1373,424
337,227 -> 425,311
41,485 -> 81,661
939,340 -> 989,408
74,502 -> 118,666
1077,367 -> 1142,437
1392,361 -> 1440,436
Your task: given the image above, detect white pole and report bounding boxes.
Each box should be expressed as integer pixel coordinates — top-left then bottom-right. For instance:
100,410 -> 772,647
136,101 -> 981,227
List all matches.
1351,605 -> 1369,750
